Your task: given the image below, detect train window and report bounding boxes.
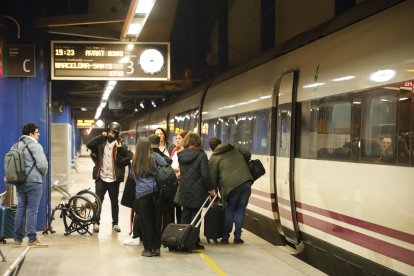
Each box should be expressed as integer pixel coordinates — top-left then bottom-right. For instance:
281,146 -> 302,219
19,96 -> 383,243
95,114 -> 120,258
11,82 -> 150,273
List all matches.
317,98 -> 352,161
361,90 -> 397,164
252,109 -> 271,155
201,108 -> 271,155
174,108 -> 199,134
237,115 -> 253,150
397,87 -> 413,165
228,116 -> 238,145
298,80 -> 414,167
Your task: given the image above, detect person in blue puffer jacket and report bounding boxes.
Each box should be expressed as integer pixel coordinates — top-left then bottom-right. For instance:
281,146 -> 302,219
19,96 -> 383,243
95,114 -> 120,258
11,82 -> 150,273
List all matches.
13,123 -> 48,247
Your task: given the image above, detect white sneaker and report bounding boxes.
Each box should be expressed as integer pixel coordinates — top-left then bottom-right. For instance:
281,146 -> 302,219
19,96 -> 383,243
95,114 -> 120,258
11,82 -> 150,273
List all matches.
112,225 -> 121,232
123,237 -> 140,246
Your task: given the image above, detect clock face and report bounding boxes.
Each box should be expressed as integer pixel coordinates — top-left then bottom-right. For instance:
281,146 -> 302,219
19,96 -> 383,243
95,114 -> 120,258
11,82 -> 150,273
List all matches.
139,49 -> 164,75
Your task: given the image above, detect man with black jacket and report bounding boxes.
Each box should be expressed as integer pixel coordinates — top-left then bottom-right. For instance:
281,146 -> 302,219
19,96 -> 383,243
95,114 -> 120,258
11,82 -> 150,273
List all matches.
208,137 -> 253,245
86,122 -> 133,233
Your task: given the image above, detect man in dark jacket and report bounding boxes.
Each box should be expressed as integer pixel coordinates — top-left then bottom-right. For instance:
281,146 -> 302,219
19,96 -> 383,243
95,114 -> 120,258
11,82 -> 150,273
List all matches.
86,122 -> 133,233
208,137 -> 253,244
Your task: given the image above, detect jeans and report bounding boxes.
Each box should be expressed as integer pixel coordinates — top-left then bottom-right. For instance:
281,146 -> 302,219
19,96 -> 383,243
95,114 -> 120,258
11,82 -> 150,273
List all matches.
223,181 -> 252,240
95,179 -> 121,225
14,182 -> 43,243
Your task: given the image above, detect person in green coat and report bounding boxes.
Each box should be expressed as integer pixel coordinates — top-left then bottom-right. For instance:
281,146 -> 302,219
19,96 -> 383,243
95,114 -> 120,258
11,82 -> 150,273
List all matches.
208,137 -> 253,245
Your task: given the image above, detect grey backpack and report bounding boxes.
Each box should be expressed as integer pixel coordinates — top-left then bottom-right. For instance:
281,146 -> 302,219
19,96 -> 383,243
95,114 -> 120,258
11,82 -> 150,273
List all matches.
4,141 -> 35,185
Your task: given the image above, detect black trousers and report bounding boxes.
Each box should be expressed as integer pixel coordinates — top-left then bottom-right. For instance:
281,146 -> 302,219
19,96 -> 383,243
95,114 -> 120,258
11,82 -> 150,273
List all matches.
160,197 -> 174,232
137,192 -> 162,251
95,179 -> 121,225
131,199 -> 141,238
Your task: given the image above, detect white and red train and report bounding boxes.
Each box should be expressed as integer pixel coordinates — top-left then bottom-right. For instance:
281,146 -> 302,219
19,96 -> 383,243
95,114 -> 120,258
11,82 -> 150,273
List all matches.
129,1 -> 414,274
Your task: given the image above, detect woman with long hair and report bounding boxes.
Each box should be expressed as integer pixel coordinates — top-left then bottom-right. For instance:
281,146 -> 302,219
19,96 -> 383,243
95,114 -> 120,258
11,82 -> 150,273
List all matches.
154,128 -> 175,157
169,130 -> 188,223
132,137 -> 167,257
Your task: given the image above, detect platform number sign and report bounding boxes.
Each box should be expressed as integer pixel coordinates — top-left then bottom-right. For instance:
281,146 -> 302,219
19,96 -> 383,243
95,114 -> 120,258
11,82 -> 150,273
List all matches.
51,41 -> 169,81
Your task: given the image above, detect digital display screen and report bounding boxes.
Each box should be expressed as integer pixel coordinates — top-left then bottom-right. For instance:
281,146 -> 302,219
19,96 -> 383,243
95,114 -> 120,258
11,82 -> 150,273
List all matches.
51,41 -> 169,80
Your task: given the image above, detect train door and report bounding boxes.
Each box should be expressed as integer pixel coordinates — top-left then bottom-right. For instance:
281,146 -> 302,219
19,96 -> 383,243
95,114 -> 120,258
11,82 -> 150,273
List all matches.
274,71 -> 300,245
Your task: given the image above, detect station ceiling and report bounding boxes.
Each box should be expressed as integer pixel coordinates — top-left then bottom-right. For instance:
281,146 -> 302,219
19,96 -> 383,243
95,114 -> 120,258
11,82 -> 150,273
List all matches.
33,0 -> 194,122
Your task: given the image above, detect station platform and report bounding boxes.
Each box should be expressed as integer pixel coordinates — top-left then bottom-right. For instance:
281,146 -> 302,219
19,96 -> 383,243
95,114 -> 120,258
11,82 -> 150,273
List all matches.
0,157 -> 325,276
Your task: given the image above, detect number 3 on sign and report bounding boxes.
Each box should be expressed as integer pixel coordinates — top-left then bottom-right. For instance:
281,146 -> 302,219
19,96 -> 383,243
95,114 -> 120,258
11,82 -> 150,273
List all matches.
126,61 -> 134,74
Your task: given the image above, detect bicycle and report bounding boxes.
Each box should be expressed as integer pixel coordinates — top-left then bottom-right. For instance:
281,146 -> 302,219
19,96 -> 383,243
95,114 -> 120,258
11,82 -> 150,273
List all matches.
43,188 -> 101,236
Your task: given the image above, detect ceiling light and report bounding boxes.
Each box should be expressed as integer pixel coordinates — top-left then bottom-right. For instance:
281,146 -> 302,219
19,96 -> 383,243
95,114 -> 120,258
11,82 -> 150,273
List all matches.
136,0 -> 155,14
332,76 -> 355,82
80,107 -> 87,111
369,69 -> 396,82
127,23 -> 142,36
303,82 -> 325,88
140,101 -> 145,109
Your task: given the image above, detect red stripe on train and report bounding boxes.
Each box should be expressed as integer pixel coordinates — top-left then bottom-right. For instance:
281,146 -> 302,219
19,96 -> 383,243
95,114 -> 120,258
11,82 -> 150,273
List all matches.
296,212 -> 414,267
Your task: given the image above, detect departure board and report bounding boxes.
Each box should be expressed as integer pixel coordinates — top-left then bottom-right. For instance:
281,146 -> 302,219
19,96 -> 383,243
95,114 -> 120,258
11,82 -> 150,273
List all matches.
51,41 -> 170,80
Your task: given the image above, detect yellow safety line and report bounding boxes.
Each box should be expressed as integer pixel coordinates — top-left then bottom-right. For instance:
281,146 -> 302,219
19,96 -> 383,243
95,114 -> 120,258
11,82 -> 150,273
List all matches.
197,251 -> 227,276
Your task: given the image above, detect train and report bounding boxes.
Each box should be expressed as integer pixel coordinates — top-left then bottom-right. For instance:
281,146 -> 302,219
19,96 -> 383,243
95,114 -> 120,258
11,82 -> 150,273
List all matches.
126,1 -> 414,275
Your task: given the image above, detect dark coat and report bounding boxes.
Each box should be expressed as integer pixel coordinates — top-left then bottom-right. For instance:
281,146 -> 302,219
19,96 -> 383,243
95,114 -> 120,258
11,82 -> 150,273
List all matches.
86,134 -> 133,182
209,144 -> 253,200
177,148 -> 214,209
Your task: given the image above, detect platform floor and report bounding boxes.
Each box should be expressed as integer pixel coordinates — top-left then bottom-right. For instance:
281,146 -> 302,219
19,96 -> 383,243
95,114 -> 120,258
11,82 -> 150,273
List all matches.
0,156 -> 325,276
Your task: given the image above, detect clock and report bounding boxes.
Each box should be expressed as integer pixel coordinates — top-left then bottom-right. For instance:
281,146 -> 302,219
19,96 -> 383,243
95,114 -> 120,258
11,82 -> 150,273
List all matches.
138,49 -> 164,75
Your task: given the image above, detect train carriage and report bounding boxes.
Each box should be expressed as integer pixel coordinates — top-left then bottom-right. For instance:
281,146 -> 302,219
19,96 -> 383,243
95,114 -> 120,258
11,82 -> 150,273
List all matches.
129,1 -> 414,275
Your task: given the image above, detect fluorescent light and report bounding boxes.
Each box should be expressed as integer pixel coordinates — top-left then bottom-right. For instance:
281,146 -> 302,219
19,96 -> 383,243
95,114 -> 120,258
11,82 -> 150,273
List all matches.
127,23 -> 142,35
127,44 -> 134,51
332,76 -> 355,82
136,0 -> 155,14
303,82 -> 325,88
80,107 -> 87,111
399,97 -> 409,101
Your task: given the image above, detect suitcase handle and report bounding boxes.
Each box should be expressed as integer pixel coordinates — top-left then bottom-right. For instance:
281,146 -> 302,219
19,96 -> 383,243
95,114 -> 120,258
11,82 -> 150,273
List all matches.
191,194 -> 218,227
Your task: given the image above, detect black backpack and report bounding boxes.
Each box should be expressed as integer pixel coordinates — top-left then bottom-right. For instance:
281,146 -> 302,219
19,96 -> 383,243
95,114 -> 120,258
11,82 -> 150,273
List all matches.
155,164 -> 177,198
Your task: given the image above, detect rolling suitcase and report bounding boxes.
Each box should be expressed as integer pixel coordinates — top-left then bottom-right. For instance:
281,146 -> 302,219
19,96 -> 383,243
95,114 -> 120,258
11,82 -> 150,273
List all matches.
0,206 -> 16,243
161,195 -> 217,252
204,202 -> 225,244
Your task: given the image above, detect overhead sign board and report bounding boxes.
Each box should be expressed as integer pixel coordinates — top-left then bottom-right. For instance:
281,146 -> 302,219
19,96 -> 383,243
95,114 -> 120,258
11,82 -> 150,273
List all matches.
1,44 -> 36,77
76,119 -> 96,128
51,41 -> 170,80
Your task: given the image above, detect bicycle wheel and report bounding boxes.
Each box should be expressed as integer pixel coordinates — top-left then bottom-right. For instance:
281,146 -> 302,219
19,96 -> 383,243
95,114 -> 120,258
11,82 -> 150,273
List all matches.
76,189 -> 101,220
68,195 -> 96,223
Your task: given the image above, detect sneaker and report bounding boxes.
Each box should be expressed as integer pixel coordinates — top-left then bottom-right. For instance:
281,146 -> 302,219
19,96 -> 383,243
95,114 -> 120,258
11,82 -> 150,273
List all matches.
220,238 -> 229,244
13,241 -> 22,247
28,240 -> 48,247
234,238 -> 244,244
123,237 -> 140,246
141,249 -> 153,257
93,224 -> 99,233
112,225 -> 121,232
194,243 -> 205,250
